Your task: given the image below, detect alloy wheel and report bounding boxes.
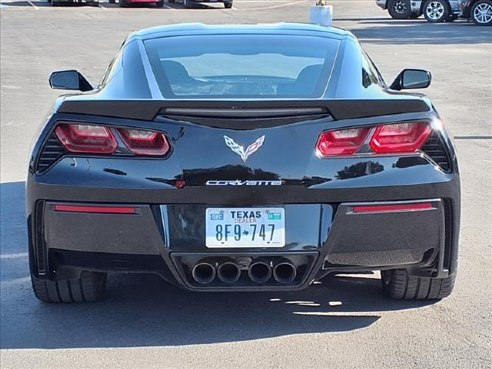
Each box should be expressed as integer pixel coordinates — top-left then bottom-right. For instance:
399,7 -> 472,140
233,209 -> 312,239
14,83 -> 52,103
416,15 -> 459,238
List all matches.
426,1 -> 445,20
394,0 -> 407,14
473,3 -> 492,24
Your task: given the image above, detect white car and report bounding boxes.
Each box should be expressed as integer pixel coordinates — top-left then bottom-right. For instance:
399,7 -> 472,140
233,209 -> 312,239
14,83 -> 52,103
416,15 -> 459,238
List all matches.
376,0 -> 461,22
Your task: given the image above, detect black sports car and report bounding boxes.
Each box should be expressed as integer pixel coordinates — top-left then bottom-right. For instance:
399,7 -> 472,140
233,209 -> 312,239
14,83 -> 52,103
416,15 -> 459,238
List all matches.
27,23 -> 460,303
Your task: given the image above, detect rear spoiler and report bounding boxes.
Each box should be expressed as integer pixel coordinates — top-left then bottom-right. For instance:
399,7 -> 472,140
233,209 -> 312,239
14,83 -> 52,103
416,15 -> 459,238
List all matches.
58,99 -> 430,122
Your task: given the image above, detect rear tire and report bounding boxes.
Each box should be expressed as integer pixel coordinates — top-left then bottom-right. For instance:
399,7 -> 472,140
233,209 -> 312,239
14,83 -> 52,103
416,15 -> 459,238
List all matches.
471,0 -> 492,26
156,0 -> 164,6
31,271 -> 107,303
168,0 -> 175,2
224,1 -> 232,8
382,269 -> 456,300
183,0 -> 192,8
109,0 -> 115,3
387,0 -> 413,19
423,0 -> 450,23
119,0 -> 129,7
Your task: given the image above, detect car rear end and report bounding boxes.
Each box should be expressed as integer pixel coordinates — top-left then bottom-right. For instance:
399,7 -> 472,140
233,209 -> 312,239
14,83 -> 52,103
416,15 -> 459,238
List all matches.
27,25 -> 460,300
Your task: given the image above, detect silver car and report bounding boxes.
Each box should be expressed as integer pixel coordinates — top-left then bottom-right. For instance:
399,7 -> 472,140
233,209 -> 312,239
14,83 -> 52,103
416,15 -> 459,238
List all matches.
376,0 -> 461,22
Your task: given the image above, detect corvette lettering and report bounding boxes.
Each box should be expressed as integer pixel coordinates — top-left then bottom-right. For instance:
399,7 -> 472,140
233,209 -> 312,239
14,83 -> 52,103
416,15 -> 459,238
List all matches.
206,180 -> 282,186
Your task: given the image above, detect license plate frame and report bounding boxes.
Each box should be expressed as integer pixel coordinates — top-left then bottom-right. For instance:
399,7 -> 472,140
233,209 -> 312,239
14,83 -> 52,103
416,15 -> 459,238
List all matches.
205,207 -> 285,248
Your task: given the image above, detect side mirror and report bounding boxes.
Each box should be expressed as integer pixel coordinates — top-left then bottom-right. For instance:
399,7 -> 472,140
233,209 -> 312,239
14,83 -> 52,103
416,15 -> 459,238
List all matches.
49,70 -> 93,92
390,69 -> 431,91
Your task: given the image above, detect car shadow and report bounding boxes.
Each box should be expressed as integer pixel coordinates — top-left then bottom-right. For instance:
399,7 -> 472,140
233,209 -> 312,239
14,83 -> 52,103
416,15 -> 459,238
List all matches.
350,21 -> 492,45
0,181 -> 435,349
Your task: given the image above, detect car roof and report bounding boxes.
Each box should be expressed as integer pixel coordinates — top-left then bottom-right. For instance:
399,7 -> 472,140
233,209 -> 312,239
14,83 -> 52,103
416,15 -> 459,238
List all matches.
127,23 -> 354,42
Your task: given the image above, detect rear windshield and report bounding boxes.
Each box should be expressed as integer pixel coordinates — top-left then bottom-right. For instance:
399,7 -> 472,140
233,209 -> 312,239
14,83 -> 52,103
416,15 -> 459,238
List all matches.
144,35 -> 340,99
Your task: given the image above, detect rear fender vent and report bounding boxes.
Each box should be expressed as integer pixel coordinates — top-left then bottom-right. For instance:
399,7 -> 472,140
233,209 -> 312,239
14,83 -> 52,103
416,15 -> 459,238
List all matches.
36,132 -> 66,173
442,198 -> 453,271
421,133 -> 451,172
34,201 -> 48,276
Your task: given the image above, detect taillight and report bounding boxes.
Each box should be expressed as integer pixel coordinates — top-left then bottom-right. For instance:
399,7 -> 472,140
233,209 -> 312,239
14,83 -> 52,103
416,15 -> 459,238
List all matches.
55,124 -> 117,154
118,129 -> 170,156
54,123 -> 170,157
370,122 -> 431,153
316,121 -> 431,156
316,128 -> 370,156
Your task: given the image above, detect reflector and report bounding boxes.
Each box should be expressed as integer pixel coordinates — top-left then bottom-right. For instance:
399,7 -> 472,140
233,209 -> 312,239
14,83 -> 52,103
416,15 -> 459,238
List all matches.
54,204 -> 136,214
352,202 -> 433,213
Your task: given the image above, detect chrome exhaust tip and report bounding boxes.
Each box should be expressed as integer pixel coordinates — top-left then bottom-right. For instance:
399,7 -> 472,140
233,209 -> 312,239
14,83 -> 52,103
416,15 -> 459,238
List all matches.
217,262 -> 241,284
248,260 -> 272,284
191,262 -> 216,284
273,261 -> 297,284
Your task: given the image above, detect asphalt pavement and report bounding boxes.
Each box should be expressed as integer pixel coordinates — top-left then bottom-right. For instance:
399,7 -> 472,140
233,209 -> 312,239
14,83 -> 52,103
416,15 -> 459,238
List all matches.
0,1 -> 491,368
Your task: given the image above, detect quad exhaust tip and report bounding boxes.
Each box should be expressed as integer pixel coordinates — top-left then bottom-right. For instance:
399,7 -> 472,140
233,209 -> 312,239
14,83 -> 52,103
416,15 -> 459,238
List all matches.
191,259 -> 297,285
273,261 -> 297,284
192,262 -> 216,285
248,260 -> 272,284
217,262 -> 241,284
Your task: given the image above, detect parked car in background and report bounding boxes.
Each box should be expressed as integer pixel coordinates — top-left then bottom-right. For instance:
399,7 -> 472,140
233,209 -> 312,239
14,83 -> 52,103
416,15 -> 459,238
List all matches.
376,0 -> 461,22
376,0 -> 421,18
167,0 -> 233,8
109,0 -> 164,7
460,0 -> 492,25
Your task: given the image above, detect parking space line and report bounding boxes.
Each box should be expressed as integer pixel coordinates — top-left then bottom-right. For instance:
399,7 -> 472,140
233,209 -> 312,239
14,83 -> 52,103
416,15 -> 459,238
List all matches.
98,4 -> 108,10
247,0 -> 308,10
27,0 -> 39,9
454,136 -> 492,140
163,4 -> 174,9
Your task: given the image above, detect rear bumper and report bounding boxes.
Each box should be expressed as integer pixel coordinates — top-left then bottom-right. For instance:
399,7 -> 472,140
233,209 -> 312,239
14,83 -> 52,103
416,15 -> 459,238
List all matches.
29,185 -> 459,291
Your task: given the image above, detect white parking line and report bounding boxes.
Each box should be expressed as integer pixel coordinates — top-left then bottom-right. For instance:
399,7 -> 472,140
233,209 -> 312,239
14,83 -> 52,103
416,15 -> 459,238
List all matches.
249,0 -> 307,10
163,4 -> 174,9
27,0 -> 39,9
0,252 -> 28,259
98,3 -> 108,10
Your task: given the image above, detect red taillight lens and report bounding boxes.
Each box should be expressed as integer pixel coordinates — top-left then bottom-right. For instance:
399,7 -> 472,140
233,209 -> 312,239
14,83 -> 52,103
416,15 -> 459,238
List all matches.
118,129 -> 170,156
55,124 -> 117,154
316,122 -> 432,156
316,128 -> 371,156
370,122 -> 431,153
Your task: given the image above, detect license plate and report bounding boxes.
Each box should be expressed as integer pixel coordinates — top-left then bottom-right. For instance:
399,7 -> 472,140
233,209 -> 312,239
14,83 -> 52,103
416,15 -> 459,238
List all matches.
206,208 -> 285,248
